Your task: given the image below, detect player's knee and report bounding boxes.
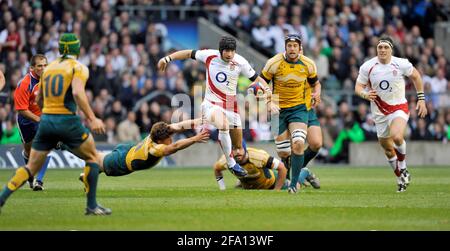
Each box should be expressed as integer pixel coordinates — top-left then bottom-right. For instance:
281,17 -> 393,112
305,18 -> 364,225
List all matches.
211,112 -> 229,130
277,151 -> 290,158
392,134 -> 404,145
275,140 -> 291,158
308,140 -> 322,151
291,129 -> 306,151
383,148 -> 396,158
291,140 -> 304,154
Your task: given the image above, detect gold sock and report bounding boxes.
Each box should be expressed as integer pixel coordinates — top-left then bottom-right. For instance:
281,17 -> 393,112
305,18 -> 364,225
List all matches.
7,167 -> 31,191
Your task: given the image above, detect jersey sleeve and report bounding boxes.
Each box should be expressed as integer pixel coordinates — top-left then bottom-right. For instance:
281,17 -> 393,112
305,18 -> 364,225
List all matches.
149,143 -> 167,157
261,59 -> 275,81
240,57 -> 256,79
14,79 -> 30,111
307,60 -> 318,79
356,63 -> 369,84
194,49 -> 217,63
399,58 -> 414,77
306,59 -> 318,84
73,62 -> 89,84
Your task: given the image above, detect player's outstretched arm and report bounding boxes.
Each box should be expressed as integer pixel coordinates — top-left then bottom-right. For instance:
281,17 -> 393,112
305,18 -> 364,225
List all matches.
162,130 -> 210,156
169,118 -> 202,133
157,49 -> 194,72
214,161 -> 226,190
273,160 -> 287,190
409,67 -> 428,118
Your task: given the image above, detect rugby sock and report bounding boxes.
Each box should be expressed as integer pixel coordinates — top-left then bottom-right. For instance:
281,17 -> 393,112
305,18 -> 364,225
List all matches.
0,167 -> 31,205
289,153 -> 304,189
394,141 -> 406,170
281,156 -> 291,180
299,167 -> 310,185
218,130 -> 236,168
387,156 -> 401,177
303,147 -> 319,167
82,162 -> 100,209
36,156 -> 51,182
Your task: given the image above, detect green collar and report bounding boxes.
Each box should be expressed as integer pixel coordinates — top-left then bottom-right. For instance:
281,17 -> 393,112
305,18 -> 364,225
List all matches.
283,53 -> 305,66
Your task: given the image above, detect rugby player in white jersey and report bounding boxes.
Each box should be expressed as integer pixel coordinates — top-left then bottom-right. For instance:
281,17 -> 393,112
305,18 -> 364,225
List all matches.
355,36 -> 427,192
158,36 -> 278,177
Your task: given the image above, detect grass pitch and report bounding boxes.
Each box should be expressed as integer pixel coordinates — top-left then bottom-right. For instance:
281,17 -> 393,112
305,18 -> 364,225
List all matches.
0,166 -> 449,230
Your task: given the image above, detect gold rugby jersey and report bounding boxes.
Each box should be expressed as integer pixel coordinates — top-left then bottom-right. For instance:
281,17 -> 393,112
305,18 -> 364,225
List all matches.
261,53 -> 318,109
41,57 -> 89,114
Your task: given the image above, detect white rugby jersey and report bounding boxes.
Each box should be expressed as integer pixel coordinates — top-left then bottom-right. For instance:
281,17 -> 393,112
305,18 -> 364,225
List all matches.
356,56 -> 413,116
195,49 -> 256,109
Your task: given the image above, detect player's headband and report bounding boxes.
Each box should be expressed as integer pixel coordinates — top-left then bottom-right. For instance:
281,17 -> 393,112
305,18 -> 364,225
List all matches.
377,40 -> 393,49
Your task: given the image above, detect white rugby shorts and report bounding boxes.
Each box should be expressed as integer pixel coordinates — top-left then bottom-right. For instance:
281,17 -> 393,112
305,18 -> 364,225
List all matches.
374,110 -> 409,138
201,99 -> 242,128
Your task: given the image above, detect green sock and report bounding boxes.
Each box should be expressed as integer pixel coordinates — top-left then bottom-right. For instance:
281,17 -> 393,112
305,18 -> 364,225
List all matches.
83,162 -> 100,209
281,156 -> 291,180
0,186 -> 13,206
290,153 -> 304,189
303,147 -> 318,167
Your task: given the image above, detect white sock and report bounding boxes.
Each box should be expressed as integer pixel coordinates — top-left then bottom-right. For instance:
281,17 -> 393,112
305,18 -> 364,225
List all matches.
387,156 -> 398,172
387,155 -> 401,178
394,141 -> 407,170
218,130 -> 236,168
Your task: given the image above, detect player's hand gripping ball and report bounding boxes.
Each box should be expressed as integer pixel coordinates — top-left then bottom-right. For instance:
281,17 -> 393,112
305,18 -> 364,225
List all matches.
247,82 -> 265,98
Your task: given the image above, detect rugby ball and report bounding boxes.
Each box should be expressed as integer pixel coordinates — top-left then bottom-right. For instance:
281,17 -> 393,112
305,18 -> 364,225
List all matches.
247,82 -> 265,97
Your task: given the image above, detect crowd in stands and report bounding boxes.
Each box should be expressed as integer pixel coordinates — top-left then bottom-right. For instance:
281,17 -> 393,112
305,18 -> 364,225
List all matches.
0,0 -> 449,163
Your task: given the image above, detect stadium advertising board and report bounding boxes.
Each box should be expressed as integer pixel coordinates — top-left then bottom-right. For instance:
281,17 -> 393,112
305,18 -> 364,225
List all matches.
0,144 -> 114,169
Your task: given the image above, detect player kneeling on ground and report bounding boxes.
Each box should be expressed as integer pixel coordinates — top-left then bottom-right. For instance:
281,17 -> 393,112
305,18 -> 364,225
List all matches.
213,142 -> 289,190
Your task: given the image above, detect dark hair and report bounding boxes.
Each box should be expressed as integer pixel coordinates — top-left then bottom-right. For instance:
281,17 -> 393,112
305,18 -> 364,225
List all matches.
219,36 -> 237,54
284,34 -> 302,46
377,35 -> 394,49
150,122 -> 173,142
30,54 -> 47,66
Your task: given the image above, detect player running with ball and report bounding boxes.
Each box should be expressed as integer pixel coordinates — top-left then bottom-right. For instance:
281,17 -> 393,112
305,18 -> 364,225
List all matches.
158,36 -> 278,178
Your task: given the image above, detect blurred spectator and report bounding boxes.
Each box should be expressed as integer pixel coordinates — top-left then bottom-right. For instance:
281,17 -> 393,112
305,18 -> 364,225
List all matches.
360,114 -> 378,141
0,0 -> 448,154
117,111 -> 141,143
308,45 -> 329,82
105,100 -> 127,125
328,113 -> 365,163
411,118 -> 433,140
136,102 -> 152,136
430,68 -> 448,107
0,120 -> 21,144
218,0 -> 239,30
